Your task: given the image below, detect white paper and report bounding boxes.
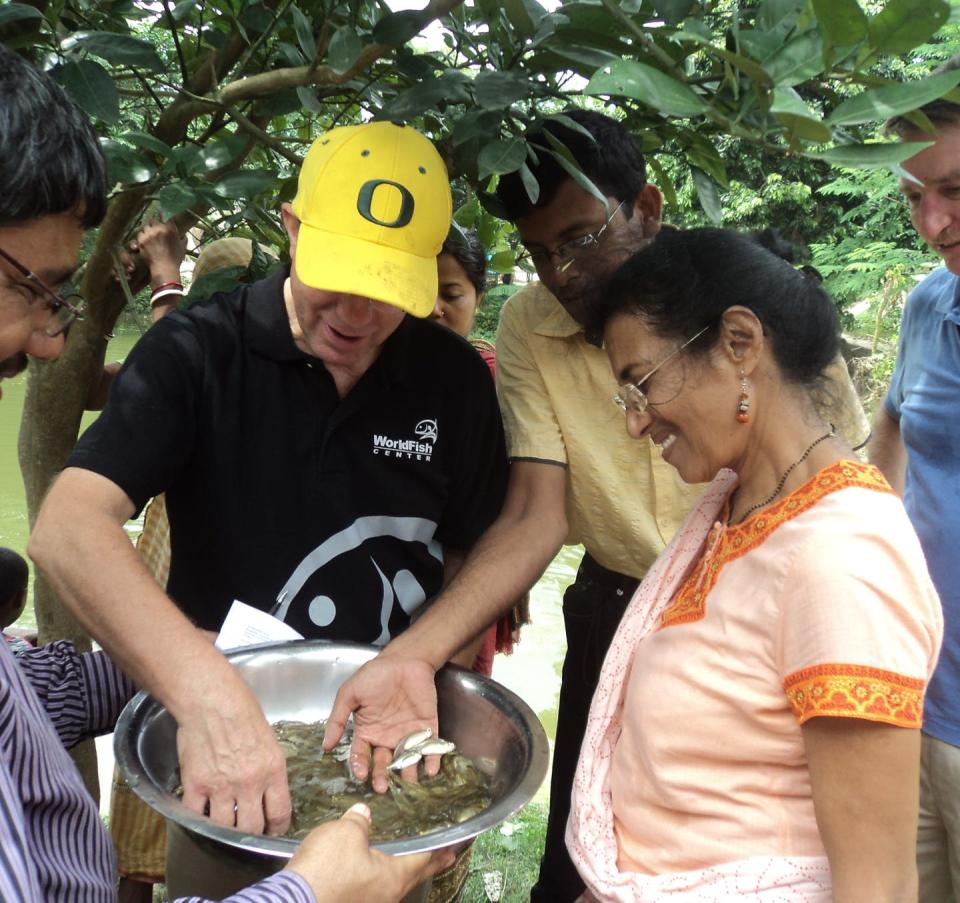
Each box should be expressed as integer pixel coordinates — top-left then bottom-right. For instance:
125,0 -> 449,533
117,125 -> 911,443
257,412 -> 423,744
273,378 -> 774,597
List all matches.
215,599 -> 304,651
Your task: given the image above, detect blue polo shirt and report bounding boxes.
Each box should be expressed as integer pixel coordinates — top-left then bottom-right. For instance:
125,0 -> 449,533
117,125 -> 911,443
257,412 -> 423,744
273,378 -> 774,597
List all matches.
886,266 -> 960,746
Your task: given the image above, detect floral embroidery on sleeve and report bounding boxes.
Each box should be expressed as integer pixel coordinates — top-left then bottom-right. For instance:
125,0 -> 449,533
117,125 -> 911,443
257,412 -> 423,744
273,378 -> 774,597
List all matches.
783,663 -> 924,728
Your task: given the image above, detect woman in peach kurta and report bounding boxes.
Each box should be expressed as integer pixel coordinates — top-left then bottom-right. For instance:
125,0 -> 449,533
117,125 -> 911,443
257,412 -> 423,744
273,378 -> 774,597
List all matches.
568,228 -> 942,901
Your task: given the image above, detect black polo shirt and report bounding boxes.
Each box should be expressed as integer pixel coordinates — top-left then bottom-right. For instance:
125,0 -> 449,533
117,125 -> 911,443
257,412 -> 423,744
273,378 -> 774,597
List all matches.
68,269 -> 508,641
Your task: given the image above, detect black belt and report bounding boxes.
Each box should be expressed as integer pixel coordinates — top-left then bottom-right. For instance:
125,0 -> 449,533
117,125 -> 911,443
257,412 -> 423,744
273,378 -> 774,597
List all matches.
576,552 -> 640,595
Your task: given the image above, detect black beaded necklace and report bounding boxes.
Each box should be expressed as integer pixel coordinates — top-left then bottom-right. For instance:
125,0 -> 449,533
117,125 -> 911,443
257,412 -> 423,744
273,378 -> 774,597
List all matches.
732,429 -> 835,525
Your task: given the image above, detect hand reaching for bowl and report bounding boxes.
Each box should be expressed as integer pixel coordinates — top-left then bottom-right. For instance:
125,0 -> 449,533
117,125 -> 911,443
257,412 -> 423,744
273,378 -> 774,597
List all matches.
286,803 -> 455,902
322,655 -> 440,793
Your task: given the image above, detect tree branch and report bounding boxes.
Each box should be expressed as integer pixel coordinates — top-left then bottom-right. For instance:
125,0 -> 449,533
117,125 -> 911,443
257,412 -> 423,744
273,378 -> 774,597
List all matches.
225,105 -> 305,165
161,0 -> 190,83
217,0 -> 464,106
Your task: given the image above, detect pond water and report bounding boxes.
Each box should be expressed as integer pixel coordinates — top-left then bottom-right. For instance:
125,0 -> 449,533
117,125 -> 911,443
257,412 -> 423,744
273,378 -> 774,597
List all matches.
1,331 -> 144,630
1,330 -> 573,803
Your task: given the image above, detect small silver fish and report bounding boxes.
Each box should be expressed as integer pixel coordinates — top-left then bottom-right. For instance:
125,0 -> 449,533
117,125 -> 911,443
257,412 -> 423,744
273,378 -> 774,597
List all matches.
388,749 -> 423,771
395,728 -> 433,755
418,739 -> 456,756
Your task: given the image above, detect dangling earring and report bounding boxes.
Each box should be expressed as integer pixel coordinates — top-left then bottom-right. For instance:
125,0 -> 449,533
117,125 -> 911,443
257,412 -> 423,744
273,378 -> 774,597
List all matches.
736,370 -> 751,423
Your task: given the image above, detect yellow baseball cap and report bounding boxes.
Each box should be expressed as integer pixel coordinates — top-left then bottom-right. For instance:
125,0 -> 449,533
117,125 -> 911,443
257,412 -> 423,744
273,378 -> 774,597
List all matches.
290,121 -> 452,318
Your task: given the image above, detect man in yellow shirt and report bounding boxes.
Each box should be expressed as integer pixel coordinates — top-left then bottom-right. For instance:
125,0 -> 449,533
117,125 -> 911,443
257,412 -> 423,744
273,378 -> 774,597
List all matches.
325,110 -> 869,902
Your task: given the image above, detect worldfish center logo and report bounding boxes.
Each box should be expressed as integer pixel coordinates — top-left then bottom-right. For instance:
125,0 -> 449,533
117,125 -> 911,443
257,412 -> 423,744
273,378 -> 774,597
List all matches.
372,418 -> 438,461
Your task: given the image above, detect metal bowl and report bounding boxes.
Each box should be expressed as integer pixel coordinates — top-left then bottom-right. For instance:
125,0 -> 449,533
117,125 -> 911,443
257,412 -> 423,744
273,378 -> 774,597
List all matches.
115,639 -> 548,894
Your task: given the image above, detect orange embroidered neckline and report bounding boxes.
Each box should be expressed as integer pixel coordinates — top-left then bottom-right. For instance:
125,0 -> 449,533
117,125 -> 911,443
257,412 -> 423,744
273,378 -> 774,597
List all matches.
659,459 -> 892,630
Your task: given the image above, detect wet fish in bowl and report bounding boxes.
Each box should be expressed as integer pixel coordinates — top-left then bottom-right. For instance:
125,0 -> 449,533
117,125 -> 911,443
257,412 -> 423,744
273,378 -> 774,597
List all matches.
274,720 -> 493,842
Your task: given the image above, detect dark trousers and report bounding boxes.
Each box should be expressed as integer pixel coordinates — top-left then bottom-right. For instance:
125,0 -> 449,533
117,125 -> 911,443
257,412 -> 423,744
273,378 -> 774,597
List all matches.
530,553 -> 639,903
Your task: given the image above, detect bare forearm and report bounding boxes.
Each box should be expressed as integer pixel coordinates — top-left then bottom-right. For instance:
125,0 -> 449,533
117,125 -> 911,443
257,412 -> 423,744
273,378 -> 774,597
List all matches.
384,506 -> 565,669
867,407 -> 906,495
29,478 -> 248,723
805,719 -> 919,903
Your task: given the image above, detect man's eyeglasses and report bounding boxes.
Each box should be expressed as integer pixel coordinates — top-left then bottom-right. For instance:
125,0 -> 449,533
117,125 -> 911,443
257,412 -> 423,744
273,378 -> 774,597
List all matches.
612,325 -> 710,415
524,200 -> 627,274
0,246 -> 84,337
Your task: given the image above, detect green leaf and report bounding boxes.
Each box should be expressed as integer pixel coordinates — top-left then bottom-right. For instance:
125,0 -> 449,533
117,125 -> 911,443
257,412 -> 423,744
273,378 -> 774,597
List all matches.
776,113 -> 833,143
868,0 -> 950,55
71,32 -> 165,73
101,139 -> 156,186
811,0 -> 868,50
0,3 -> 42,25
675,31 -> 773,87
585,60 -> 708,117
453,111 -> 504,147
239,3 -> 274,33
123,130 -> 173,157
770,86 -> 816,116
537,45 -> 620,75
646,156 -> 677,210
737,29 -> 786,62
541,142 -> 608,208
477,137 -> 527,180
489,250 -> 516,274
519,162 -> 540,205
769,88 -> 833,141
473,70 -> 531,109
211,170 -> 277,200
379,72 -> 469,120
327,25 -> 362,73
187,266 -> 247,303
828,69 -> 960,126
171,0 -> 199,21
762,30 -> 824,87
502,0 -> 539,38
691,167 -> 722,223
291,6 -> 316,60
296,86 -> 324,113
454,197 -> 480,228
50,60 -> 119,126
372,10 -> 425,46
653,0 -> 695,26
757,0 -> 805,34
196,134 -> 248,172
542,113 -> 599,144
158,183 -> 200,220
805,141 -> 935,168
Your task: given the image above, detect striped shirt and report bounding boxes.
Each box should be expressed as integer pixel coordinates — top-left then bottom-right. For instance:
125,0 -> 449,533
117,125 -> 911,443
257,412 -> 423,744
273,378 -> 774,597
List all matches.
0,640 -> 314,902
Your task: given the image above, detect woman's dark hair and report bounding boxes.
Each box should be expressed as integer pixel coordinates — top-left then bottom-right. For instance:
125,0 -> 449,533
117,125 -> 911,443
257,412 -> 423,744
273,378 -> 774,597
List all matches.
0,547 -> 28,627
440,229 -> 486,297
587,228 -> 840,386
0,45 -> 107,228
495,110 -> 648,223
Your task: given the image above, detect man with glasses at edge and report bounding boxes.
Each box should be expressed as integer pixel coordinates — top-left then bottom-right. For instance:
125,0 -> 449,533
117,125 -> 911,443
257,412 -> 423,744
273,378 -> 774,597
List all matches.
324,109 -> 871,902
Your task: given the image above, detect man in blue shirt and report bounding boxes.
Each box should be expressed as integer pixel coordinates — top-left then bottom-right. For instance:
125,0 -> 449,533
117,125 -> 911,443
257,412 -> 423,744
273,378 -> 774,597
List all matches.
870,54 -> 960,901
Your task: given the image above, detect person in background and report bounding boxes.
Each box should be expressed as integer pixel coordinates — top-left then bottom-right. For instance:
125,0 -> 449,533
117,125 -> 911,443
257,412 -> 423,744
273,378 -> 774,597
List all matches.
85,220 -> 187,412
869,53 -> 960,900
0,547 -> 31,654
569,227 -> 940,900
434,230 -> 495,373
0,40 -> 450,902
322,110 -> 871,903
432,229 -> 529,680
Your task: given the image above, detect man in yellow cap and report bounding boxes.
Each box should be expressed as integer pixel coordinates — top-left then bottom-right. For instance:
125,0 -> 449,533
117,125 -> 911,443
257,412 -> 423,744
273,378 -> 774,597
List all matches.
30,121 -> 508,842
